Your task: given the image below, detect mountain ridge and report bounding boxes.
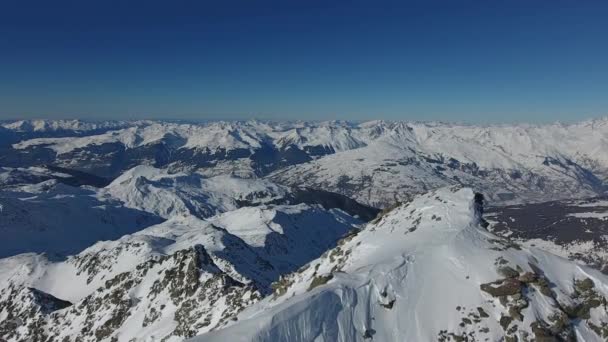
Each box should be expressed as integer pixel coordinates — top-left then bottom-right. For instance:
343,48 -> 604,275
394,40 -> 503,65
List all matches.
3,118 -> 608,207
3,119 -> 608,341
193,187 -> 608,342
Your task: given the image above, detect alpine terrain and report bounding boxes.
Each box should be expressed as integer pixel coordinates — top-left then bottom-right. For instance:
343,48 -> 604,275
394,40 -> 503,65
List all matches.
1,119 -> 608,341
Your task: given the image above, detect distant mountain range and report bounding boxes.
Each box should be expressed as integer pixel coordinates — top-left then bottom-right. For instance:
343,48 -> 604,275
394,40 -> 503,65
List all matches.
2,118 -> 608,207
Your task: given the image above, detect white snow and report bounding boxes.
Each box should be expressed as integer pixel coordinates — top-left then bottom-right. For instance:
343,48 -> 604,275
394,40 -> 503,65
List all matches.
102,165 -> 289,219
192,187 -> 608,342
4,118 -> 608,341
567,212 -> 608,219
10,118 -> 608,206
0,175 -> 361,341
2,119 -> 134,133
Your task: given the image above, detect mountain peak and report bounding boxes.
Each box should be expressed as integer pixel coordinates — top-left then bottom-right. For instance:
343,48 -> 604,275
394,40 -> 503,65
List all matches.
193,186 -> 608,342
373,187 -> 481,234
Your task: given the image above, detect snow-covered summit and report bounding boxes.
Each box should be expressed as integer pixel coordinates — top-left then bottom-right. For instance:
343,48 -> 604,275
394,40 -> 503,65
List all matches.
194,187 -> 608,342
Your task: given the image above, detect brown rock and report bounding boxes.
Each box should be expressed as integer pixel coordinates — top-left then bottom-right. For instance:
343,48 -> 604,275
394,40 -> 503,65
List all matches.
480,278 -> 522,297
518,272 -> 537,283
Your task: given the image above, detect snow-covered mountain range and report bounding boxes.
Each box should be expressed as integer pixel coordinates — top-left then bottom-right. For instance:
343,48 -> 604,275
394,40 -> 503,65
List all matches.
3,118 -> 608,206
2,118 -> 608,341
0,178 -> 362,341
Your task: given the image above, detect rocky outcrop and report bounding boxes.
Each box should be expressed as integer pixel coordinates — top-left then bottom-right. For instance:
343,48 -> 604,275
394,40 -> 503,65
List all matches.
0,246 -> 261,342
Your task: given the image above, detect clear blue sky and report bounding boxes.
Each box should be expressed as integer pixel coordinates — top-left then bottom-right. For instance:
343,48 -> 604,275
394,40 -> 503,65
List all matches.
1,0 -> 607,123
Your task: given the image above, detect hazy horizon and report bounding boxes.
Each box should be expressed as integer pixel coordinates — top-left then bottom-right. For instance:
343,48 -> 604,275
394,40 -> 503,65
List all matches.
3,114 -> 608,127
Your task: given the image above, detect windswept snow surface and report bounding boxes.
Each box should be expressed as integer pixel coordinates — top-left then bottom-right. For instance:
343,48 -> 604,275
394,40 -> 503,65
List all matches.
193,187 -> 608,342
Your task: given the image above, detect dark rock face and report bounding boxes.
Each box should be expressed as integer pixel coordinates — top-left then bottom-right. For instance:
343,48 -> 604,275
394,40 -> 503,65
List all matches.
0,145 -> 57,168
0,286 -> 72,342
235,187 -> 381,222
486,197 -> 608,272
498,266 -> 520,279
286,188 -> 381,222
308,274 -> 333,291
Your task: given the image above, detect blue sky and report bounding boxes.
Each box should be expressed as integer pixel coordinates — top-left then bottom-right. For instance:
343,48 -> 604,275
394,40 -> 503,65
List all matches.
0,0 -> 607,123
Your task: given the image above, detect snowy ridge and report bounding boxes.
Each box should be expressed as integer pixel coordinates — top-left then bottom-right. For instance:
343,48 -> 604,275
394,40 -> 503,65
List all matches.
194,187 -> 608,342
102,166 -> 288,219
0,165 -> 371,260
0,198 -> 361,341
13,119 -> 608,161
274,124 -> 367,154
272,119 -> 608,206
4,118 -> 608,341
7,118 -> 608,205
12,121 -> 269,154
1,119 -> 135,133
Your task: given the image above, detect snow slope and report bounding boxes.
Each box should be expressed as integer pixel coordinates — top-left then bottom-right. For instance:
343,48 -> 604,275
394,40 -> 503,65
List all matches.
194,187 -> 608,342
0,164 -> 373,259
0,180 -> 162,258
102,165 -> 289,219
0,202 -> 361,341
272,119 -> 608,206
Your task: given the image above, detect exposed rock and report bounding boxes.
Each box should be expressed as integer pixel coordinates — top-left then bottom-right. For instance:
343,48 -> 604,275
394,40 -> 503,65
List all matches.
308,274 -> 333,291
498,266 -> 520,279
517,272 -> 537,283
574,277 -> 595,293
480,278 -> 522,297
